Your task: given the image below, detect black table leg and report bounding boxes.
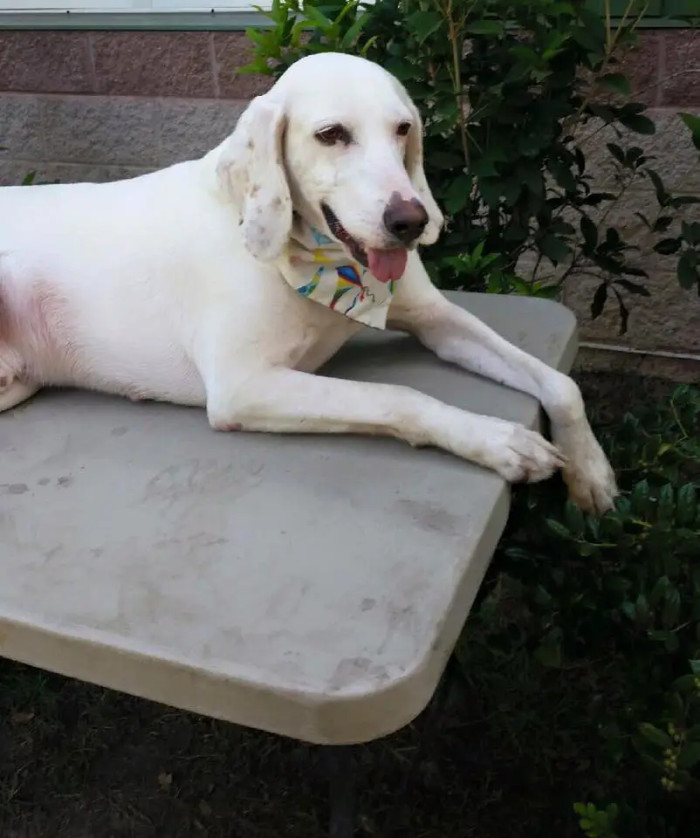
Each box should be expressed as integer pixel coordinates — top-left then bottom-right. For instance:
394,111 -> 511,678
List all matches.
422,653 -> 464,745
323,653 -> 464,835
400,652 -> 465,792
326,746 -> 357,838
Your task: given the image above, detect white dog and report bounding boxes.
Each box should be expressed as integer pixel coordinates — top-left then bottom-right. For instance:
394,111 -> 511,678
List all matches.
0,52 -> 616,513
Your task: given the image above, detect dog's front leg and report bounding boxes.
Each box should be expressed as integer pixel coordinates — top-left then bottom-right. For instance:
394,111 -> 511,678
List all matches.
204,367 -> 565,484
388,267 -> 617,513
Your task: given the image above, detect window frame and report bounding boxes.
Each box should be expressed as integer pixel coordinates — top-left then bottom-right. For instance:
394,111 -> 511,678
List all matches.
0,0 -> 693,31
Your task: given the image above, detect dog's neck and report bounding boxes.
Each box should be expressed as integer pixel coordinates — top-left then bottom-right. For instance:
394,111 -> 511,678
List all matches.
276,215 -> 397,330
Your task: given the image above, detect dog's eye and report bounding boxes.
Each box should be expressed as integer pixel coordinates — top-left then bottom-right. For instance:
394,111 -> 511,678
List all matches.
315,124 -> 352,146
397,122 -> 412,137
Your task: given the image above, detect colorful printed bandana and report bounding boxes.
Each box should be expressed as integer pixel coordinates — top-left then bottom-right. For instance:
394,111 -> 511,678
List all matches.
279,220 -> 398,330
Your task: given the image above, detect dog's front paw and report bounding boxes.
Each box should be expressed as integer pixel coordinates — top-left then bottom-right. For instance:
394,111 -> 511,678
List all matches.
488,423 -> 567,484
554,423 -> 618,514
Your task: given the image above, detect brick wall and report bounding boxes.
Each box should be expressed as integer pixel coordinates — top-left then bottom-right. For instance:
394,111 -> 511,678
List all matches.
565,30 -> 700,376
0,27 -> 698,375
0,30 -> 272,185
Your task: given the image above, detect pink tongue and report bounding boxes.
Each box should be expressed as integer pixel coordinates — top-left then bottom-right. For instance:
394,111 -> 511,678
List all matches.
367,248 -> 408,283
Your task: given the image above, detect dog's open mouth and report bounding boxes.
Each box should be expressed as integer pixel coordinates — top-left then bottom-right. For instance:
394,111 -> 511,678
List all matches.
321,203 -> 407,284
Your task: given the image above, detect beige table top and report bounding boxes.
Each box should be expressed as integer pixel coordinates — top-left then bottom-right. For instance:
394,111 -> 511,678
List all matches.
0,293 -> 577,744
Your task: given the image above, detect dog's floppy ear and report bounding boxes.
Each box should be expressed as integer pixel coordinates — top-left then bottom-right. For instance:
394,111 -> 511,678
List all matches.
217,94 -> 293,262
402,94 -> 444,246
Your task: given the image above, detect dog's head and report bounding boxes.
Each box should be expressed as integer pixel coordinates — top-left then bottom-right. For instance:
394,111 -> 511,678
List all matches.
217,52 -> 443,282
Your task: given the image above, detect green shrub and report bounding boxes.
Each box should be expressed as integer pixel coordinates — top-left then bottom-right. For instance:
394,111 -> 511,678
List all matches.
458,383 -> 700,836
243,0 -> 700,332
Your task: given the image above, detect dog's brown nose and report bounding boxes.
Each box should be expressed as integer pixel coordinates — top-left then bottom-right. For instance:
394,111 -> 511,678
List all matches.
383,196 -> 428,244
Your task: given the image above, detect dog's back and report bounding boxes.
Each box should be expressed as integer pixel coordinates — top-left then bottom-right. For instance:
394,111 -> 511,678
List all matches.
0,162 -> 228,406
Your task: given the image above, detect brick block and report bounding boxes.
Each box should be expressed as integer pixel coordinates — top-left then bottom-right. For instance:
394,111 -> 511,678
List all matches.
635,108 -> 700,194
0,161 -> 37,186
213,32 -> 273,99
0,160 -> 150,186
0,32 -> 94,95
564,270 -> 700,355
0,94 -> 45,161
41,96 -> 162,167
581,109 -> 700,195
660,29 -> 700,107
91,32 -> 216,99
159,98 -> 246,165
613,31 -> 661,107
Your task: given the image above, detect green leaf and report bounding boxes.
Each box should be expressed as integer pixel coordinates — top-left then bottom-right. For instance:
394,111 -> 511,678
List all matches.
573,16 -> 606,55
479,179 -> 502,209
534,638 -> 562,668
443,174 -> 472,215
676,484 -> 697,526
671,673 -> 696,694
547,158 -> 577,193
621,600 -> 636,621
665,632 -> 680,653
606,142 -> 625,164
406,10 -> 442,44
678,250 -> 700,290
635,593 -> 651,624
654,238 -> 681,255
589,102 -> 617,123
690,659 -> 700,675
385,56 -> 420,82
538,233 -> 571,265
432,150 -> 464,169
502,178 -> 522,207
653,216 -> 674,234
638,723 -> 673,749
466,20 -> 505,36
677,743 -> 700,770
619,114 -> 656,135
581,215 -> 598,253
591,282 -> 608,319
519,162 -> 544,197
340,10 -> 371,49
617,291 -> 630,334
622,265 -> 648,278
671,195 -> 700,208
565,500 -> 586,536
681,220 -> 700,245
648,576 -> 670,608
668,690 -> 684,722
546,518 -> 571,540
680,111 -> 700,150
602,73 -> 631,96
471,157 -> 499,178
302,4 -> 335,31
630,480 -> 649,518
647,169 -> 669,207
661,585 -> 681,628
615,279 -> 650,296
658,483 -> 675,525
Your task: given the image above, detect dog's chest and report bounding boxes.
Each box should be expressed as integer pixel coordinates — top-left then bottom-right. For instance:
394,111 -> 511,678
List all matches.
275,299 -> 361,374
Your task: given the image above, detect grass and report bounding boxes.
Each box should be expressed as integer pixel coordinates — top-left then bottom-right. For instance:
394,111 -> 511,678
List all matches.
0,372 -> 690,838
0,657 -> 613,838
